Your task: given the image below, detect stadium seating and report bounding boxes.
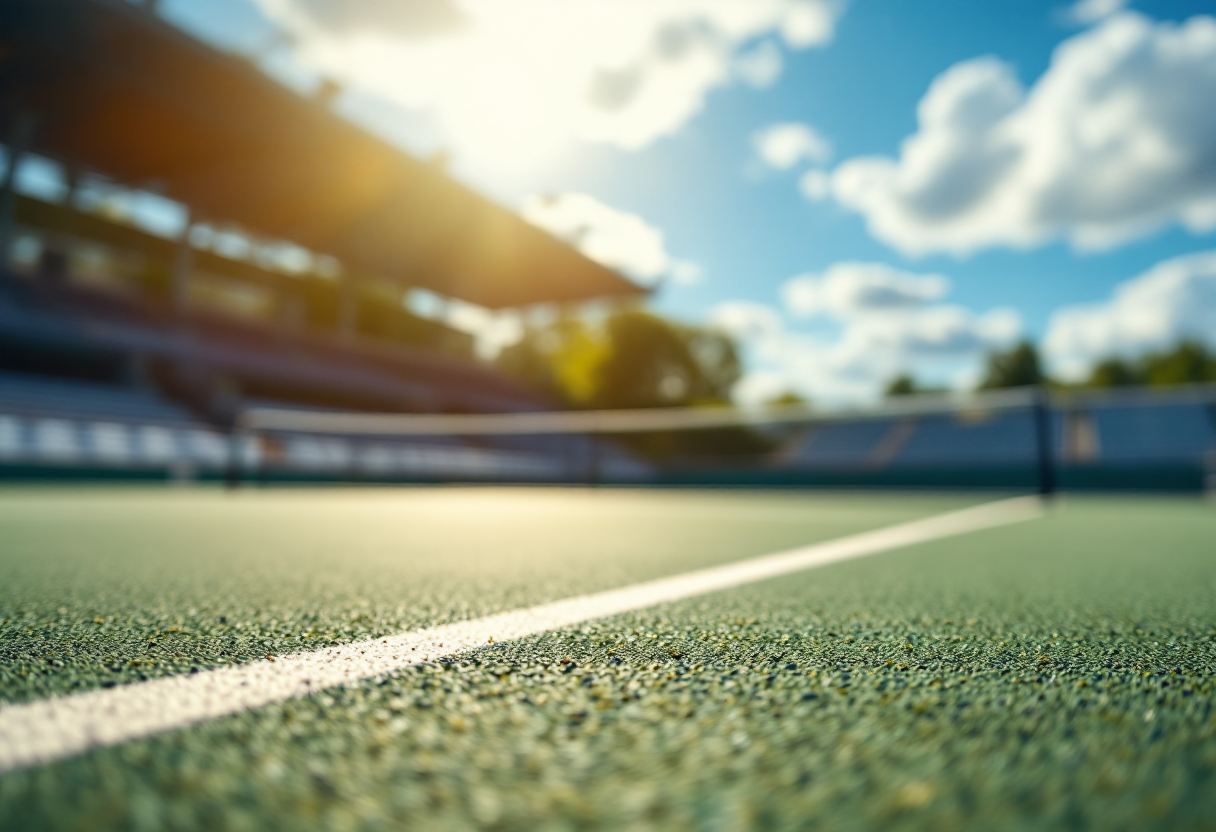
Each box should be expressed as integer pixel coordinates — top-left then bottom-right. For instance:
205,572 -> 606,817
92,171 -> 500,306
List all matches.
890,411 -> 1037,466
0,372 -> 650,482
782,394 -> 1215,487
1087,402 -> 1216,463
0,371 -> 238,471
0,371 -> 197,425
791,420 -> 900,467
0,271 -> 555,417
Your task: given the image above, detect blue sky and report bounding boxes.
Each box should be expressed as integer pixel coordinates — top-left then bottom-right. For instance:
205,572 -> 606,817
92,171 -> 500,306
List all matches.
151,0 -> 1216,402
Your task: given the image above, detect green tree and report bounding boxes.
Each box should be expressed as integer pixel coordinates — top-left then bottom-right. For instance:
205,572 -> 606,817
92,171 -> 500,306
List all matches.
979,341 -> 1046,389
596,309 -> 768,461
886,374 -> 917,397
1081,341 -> 1216,388
593,309 -> 741,410
496,314 -> 606,407
497,306 -> 769,462
1141,340 -> 1216,386
886,374 -> 946,397
497,307 -> 745,410
1085,357 -> 1142,388
495,325 -> 569,406
765,390 -> 807,406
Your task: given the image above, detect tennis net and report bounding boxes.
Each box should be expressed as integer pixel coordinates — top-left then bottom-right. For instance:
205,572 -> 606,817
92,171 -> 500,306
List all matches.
232,387 -> 1085,492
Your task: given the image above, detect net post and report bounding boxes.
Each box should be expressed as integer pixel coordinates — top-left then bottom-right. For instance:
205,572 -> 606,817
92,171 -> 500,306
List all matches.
1032,385 -> 1056,500
1204,449 -> 1216,500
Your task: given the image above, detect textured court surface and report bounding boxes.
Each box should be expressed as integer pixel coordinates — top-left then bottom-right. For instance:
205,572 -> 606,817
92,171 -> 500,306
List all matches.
1,488 -> 1214,831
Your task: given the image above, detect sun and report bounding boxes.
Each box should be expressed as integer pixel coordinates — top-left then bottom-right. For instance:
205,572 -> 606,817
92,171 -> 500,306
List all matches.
334,6 -> 598,175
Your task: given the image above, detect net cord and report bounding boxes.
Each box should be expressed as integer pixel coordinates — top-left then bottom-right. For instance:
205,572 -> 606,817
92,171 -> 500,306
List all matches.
238,387 -> 1042,438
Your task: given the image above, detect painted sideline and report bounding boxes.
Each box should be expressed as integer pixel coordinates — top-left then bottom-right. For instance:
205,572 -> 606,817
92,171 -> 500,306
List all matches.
0,496 -> 1043,774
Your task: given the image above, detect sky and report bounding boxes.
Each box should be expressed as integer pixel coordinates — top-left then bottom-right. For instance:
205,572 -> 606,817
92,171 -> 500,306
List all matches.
142,0 -> 1216,403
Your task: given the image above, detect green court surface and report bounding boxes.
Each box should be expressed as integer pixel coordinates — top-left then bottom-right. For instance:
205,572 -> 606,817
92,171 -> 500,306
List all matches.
1,488 -> 1215,831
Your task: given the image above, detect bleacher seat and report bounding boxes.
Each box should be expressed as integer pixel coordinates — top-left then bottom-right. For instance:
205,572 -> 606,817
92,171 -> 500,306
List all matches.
0,371 -> 239,470
0,372 -> 196,425
792,420 -> 899,467
891,412 -> 1037,466
1090,403 -> 1216,463
785,396 -> 1214,475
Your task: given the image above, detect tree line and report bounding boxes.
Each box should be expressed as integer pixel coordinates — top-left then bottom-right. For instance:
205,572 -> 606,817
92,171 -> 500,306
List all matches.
497,306 -> 743,411
888,339 -> 1216,397
492,304 -> 1215,411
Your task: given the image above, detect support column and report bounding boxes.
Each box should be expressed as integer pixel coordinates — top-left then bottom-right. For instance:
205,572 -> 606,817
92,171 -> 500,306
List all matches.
172,210 -> 194,310
338,277 -> 358,342
0,111 -> 38,267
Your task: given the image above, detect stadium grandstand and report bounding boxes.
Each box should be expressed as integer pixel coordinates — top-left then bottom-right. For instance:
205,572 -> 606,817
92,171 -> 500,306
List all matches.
768,386 -> 1216,491
0,0 -> 649,482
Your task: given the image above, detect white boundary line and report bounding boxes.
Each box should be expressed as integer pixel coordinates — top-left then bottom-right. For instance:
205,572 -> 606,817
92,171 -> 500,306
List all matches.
0,496 -> 1043,774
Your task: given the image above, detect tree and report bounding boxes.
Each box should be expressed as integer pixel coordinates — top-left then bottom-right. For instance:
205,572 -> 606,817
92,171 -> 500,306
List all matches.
1142,340 -> 1216,386
886,374 -> 917,397
499,307 -> 745,410
1081,341 -> 1216,388
765,390 -> 807,406
496,326 -> 569,406
593,309 -> 741,410
887,374 -> 947,397
496,306 -> 769,462
496,314 -> 607,407
1086,357 -> 1141,388
979,341 -> 1046,389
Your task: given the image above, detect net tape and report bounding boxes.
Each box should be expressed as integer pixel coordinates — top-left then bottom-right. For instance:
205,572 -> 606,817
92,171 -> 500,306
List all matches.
240,387 -> 1043,437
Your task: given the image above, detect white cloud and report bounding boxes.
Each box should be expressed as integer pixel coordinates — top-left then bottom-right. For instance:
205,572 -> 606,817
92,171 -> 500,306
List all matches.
734,40 -> 784,88
753,122 -> 832,170
710,300 -> 784,342
834,305 -> 1020,360
798,169 -> 831,201
725,305 -> 1020,405
781,262 -> 949,318
829,13 -> 1216,256
282,0 -> 469,41
1044,249 -> 1216,380
522,192 -> 699,287
669,261 -> 706,286
779,0 -> 837,46
444,301 -> 525,359
1061,0 -> 1130,26
713,264 -> 1020,404
731,369 -> 793,407
254,0 -> 841,169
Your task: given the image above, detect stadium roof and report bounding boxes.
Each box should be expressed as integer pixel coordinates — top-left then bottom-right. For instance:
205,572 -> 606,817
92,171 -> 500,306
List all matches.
0,0 -> 647,309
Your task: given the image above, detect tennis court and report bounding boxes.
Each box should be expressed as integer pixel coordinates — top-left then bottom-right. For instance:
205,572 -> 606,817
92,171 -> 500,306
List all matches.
1,486 -> 1213,830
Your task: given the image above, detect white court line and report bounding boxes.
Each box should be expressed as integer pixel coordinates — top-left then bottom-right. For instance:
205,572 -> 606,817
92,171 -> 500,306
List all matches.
0,496 -> 1043,774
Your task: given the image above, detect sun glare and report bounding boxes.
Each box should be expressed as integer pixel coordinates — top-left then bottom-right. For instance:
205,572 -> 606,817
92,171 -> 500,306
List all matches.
332,6 -> 614,173
296,1 -> 825,175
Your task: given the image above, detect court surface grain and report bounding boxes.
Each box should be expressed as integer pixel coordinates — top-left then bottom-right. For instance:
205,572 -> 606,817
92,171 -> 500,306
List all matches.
1,488 -> 1213,831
